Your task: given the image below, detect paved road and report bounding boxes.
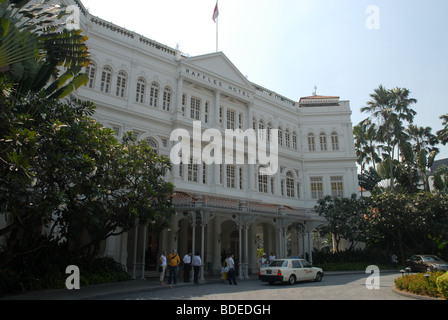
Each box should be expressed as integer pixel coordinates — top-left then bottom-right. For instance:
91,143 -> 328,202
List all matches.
96,273 -> 414,300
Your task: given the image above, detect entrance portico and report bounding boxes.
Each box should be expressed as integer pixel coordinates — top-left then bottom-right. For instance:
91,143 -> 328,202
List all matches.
117,191 -> 326,280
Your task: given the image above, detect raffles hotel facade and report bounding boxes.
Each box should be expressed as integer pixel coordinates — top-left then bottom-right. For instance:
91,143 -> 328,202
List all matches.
58,0 -> 359,278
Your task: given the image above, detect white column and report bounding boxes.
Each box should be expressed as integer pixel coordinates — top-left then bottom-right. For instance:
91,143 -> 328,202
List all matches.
244,225 -> 249,279
238,223 -> 243,280
200,220 -> 205,281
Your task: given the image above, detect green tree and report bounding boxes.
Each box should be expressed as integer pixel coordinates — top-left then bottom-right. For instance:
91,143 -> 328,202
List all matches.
437,114 -> 448,145
315,194 -> 370,252
360,85 -> 417,190
0,0 -> 89,98
433,165 -> 448,193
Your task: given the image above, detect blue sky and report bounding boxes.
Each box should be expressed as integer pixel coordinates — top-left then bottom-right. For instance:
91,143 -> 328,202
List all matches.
81,0 -> 448,160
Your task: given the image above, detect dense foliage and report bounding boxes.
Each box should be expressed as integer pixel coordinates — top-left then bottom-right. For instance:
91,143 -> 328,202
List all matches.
0,0 -> 174,294
394,271 -> 446,299
316,192 -> 448,265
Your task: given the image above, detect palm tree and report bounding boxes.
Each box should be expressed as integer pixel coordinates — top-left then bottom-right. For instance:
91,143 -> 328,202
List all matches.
354,120 -> 380,170
0,0 -> 90,98
361,85 -> 417,189
437,114 -> 448,145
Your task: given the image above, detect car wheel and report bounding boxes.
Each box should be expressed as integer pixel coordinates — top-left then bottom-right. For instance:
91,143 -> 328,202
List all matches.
315,272 -> 323,282
288,275 -> 296,285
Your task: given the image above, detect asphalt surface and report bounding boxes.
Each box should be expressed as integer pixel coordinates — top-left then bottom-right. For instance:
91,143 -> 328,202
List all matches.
0,270 -> 435,301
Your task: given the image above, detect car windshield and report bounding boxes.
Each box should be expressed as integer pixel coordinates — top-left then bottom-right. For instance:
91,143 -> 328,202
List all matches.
422,256 -> 442,262
269,260 -> 288,267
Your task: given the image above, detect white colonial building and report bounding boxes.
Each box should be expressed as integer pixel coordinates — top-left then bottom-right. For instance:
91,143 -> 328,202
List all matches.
60,0 -> 359,279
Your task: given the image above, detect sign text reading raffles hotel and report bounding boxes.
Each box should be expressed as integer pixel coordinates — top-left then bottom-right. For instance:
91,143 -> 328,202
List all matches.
184,68 -> 252,99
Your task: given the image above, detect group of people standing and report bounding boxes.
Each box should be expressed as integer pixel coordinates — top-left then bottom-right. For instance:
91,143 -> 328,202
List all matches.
159,249 -> 203,287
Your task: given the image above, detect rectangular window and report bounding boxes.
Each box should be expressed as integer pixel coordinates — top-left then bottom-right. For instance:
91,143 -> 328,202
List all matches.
238,113 -> 243,129
331,176 -> 344,198
258,173 -> 268,193
227,109 -> 235,130
190,97 -> 201,120
188,157 -> 199,183
226,165 -> 236,188
310,177 -> 324,200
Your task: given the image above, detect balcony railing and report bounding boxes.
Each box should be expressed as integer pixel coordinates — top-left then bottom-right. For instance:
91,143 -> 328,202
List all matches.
172,191 -> 308,218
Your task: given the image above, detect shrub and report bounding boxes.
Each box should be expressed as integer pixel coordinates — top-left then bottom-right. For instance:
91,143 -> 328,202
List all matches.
394,271 -> 444,298
436,272 -> 448,299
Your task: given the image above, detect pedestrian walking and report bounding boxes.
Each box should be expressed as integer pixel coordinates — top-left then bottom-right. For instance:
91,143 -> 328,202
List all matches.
269,252 -> 276,263
227,253 -> 237,285
221,255 -> 229,284
159,250 -> 167,286
192,252 -> 203,285
167,249 -> 180,288
183,251 -> 192,282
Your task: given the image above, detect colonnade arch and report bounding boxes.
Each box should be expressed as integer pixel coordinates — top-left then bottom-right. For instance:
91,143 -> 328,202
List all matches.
115,211 -> 323,280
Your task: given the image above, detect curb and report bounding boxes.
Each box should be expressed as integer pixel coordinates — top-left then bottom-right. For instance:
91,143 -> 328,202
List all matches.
392,287 -> 445,301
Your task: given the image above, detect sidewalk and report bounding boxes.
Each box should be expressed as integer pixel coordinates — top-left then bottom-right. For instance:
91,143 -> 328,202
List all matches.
0,275 -> 225,300
0,270 -> 400,300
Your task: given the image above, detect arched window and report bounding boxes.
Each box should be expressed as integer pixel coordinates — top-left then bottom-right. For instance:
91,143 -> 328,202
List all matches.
278,127 -> 283,146
258,171 -> 268,193
100,66 -> 112,93
136,77 -> 146,103
286,171 -> 295,198
308,133 -> 315,151
116,71 -> 127,98
320,132 -> 327,151
150,82 -> 159,107
285,129 -> 291,148
85,61 -> 96,88
163,87 -> 172,111
331,132 -> 339,151
292,131 -> 298,150
258,120 -> 265,140
146,138 -> 159,154
267,122 -> 273,142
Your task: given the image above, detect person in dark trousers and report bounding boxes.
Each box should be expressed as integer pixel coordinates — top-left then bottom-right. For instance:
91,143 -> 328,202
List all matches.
167,249 -> 180,288
192,252 -> 202,285
227,253 -> 237,285
183,251 -> 192,282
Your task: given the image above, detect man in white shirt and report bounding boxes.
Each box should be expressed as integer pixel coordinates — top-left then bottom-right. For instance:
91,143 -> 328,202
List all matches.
192,252 -> 202,285
227,253 -> 237,285
183,251 -> 192,282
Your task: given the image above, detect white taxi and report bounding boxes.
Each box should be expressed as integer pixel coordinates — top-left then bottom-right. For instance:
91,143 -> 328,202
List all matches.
258,258 -> 324,285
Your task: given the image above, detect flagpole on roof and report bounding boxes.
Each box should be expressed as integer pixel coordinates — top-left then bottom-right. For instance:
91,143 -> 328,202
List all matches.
213,0 -> 219,52
216,1 -> 218,52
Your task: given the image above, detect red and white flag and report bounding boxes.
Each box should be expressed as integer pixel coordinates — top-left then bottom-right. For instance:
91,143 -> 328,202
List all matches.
213,2 -> 219,22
